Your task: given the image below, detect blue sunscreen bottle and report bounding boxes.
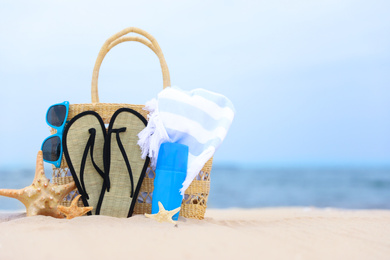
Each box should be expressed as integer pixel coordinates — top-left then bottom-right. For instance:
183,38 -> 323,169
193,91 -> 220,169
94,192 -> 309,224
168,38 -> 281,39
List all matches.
152,142 -> 188,220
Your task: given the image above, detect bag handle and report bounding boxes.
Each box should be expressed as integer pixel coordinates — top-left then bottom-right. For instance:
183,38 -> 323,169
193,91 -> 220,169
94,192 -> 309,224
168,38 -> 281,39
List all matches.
91,27 -> 171,103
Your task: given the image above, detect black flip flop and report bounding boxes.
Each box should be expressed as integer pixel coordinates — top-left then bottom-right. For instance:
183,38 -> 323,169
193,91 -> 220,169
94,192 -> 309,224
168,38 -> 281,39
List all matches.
96,108 -> 150,217
62,111 -> 108,215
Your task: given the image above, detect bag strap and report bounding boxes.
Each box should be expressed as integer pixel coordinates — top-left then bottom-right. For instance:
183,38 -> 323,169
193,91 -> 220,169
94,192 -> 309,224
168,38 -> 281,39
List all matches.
91,27 -> 171,104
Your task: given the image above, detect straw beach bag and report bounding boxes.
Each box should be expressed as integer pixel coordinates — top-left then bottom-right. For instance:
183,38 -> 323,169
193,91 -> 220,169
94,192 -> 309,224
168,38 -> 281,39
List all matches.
51,27 -> 213,219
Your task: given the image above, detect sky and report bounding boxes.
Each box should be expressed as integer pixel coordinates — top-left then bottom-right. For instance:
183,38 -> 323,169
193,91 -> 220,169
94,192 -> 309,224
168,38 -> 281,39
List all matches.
0,0 -> 389,169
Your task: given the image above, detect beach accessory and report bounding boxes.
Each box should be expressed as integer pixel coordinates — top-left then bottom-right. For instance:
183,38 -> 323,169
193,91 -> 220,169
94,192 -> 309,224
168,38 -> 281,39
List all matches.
145,201 -> 180,225
57,195 -> 93,219
62,111 -> 107,215
42,101 -> 69,168
51,27 -> 213,219
138,86 -> 235,195
152,142 -> 188,220
97,108 -> 149,217
0,151 -> 76,218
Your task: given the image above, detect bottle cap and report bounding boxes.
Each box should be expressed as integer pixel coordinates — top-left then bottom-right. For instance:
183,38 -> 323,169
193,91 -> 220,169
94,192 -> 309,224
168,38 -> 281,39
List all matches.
156,142 -> 188,173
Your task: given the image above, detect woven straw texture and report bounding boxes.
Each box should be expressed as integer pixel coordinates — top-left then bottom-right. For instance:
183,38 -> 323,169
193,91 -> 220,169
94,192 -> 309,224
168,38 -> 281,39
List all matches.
51,27 -> 213,219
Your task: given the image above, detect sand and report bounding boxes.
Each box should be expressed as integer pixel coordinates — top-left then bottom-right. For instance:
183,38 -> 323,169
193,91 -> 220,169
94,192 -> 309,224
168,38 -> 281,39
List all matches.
0,208 -> 389,260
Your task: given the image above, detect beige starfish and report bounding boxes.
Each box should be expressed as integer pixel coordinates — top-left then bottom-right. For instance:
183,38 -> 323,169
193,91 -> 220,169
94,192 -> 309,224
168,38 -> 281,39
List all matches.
0,151 -> 76,218
144,201 -> 181,224
58,195 -> 93,219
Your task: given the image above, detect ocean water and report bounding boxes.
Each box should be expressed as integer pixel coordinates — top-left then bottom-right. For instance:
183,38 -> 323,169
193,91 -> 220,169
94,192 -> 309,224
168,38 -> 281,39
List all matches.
208,167 -> 390,209
0,166 -> 389,211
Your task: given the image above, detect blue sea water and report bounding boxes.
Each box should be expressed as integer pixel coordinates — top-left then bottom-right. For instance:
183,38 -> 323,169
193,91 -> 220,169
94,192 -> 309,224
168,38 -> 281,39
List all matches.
208,166 -> 390,209
0,166 -> 389,211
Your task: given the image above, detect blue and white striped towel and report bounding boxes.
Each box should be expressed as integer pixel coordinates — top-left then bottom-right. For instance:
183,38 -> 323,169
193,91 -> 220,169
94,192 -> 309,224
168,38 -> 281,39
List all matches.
138,86 -> 235,195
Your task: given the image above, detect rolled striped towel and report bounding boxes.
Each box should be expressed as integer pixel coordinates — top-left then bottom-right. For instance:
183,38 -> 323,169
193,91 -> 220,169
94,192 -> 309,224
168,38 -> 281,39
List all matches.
138,86 -> 235,195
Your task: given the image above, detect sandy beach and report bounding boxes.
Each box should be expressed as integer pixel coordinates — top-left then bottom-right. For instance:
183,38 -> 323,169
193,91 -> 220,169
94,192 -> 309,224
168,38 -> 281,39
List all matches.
0,208 -> 389,260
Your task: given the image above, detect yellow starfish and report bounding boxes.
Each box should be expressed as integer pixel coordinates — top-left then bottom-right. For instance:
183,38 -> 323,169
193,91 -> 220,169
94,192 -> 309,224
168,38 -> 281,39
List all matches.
58,194 -> 93,219
144,201 -> 181,224
0,151 -> 76,218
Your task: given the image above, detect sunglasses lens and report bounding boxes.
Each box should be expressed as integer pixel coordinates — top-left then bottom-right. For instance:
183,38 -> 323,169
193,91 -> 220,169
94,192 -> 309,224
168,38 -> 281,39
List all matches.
47,105 -> 67,127
42,136 -> 61,162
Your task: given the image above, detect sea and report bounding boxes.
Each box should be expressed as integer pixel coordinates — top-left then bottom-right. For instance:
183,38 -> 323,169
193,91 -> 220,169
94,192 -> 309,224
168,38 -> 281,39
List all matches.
0,166 -> 390,211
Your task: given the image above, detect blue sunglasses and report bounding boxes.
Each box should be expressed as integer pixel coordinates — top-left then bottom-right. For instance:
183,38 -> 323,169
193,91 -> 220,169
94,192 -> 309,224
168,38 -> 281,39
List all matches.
41,101 -> 69,167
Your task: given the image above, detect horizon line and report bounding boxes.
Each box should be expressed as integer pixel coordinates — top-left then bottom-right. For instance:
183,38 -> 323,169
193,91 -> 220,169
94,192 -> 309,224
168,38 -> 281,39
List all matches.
1,160 -> 390,171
